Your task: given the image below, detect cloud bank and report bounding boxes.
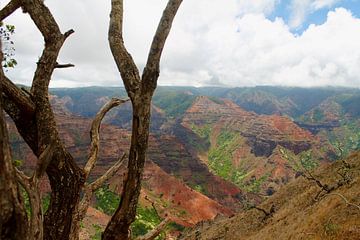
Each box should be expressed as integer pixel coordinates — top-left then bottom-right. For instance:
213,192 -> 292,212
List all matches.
1,0 -> 360,88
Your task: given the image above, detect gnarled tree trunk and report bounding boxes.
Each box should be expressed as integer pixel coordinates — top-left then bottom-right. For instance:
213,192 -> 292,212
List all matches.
0,38 -> 28,240
103,0 -> 183,239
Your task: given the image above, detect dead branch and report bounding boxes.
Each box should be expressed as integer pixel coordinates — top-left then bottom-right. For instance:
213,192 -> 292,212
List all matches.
15,167 -> 44,240
253,205 -> 275,218
144,195 -> 161,219
322,193 -> 360,212
89,153 -> 127,191
77,153 -> 126,230
135,218 -> 171,240
54,62 -> 75,69
302,167 -> 330,192
0,0 -> 20,21
2,76 -> 35,116
0,46 -> 29,237
83,97 -> 129,178
73,97 -> 128,240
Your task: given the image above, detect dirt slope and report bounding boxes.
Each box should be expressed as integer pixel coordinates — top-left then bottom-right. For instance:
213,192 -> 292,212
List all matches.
181,151 -> 360,240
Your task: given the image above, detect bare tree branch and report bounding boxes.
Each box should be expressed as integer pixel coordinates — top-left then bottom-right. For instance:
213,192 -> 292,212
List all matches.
0,0 -> 20,21
0,38 -> 29,240
108,0 -> 140,98
84,97 -> 129,178
135,218 -> 170,240
15,166 -> 45,240
142,0 -> 183,92
2,76 -> 35,116
64,29 -> 75,39
89,153 -> 127,191
76,153 -> 126,232
323,193 -> 360,211
54,63 -> 75,69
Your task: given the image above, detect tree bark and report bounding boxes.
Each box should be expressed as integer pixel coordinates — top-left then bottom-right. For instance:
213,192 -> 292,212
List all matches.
103,1 -> 182,239
2,1 -> 85,239
103,98 -> 152,240
0,39 -> 28,240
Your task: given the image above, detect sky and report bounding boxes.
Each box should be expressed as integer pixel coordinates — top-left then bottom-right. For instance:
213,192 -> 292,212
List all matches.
1,0 -> 360,88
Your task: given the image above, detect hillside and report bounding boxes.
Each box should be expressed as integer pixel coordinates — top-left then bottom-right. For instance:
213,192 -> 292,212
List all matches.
179,96 -> 334,195
8,95 -> 241,227
8,86 -> 360,238
180,151 -> 360,240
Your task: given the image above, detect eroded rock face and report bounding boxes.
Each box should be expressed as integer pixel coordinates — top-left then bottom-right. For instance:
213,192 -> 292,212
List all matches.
8,98 -> 241,226
8,91 -> 337,226
181,96 -> 333,194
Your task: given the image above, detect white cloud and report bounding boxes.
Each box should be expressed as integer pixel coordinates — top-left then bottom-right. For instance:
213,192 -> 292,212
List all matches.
1,1 -> 360,88
163,7 -> 360,88
289,0 -> 342,29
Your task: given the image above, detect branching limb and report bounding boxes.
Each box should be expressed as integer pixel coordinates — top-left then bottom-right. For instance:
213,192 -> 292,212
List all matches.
0,0 -> 20,21
83,97 -> 129,179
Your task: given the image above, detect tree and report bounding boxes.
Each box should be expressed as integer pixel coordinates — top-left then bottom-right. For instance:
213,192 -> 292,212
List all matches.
0,36 -> 28,240
0,0 -> 183,239
103,0 -> 183,239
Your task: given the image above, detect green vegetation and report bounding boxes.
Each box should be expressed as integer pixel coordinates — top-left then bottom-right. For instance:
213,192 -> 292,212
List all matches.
191,124 -> 212,140
242,174 -> 270,193
90,224 -> 102,240
299,150 -> 319,170
131,206 -> 164,239
207,129 -> 270,192
208,96 -> 224,105
327,120 -> 360,159
280,148 -> 319,171
94,186 -> 120,215
313,109 -> 324,122
94,186 -> 169,239
153,92 -> 195,118
21,189 -> 51,217
208,130 -> 238,180
193,184 -> 208,195
323,220 -> 339,237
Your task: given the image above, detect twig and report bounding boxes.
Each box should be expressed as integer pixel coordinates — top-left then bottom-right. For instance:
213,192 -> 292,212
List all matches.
54,63 -> 75,68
